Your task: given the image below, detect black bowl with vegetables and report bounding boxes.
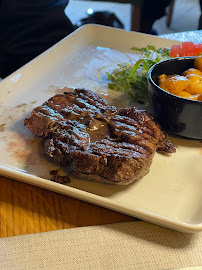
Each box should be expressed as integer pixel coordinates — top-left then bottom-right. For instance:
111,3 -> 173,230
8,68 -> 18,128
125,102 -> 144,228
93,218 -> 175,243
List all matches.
148,57 -> 202,139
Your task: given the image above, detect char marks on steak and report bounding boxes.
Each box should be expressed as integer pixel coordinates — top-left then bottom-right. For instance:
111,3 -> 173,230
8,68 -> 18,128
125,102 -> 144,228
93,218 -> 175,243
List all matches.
24,89 -> 176,185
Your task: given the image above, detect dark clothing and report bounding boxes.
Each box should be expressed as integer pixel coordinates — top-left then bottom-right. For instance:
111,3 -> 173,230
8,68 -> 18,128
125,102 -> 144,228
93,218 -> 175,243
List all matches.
0,0 -> 74,78
199,0 -> 202,29
140,0 -> 172,34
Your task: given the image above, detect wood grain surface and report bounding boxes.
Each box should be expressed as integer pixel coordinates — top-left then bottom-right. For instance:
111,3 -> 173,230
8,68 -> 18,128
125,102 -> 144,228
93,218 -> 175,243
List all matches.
0,176 -> 134,238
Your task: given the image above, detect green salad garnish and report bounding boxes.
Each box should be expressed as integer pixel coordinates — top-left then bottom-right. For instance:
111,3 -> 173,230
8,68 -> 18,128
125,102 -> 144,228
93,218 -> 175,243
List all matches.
105,45 -> 170,104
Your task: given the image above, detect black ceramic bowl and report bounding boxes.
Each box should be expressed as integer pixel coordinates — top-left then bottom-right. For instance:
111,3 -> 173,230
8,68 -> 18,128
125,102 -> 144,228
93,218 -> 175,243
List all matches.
148,57 -> 202,139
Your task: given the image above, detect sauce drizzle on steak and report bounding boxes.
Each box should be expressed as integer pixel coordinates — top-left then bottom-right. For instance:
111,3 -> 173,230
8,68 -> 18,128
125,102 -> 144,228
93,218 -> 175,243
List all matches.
24,89 -> 176,185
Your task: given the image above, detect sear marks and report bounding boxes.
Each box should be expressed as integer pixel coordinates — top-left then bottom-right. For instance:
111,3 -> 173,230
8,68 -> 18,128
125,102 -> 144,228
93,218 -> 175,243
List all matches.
24,89 -> 176,185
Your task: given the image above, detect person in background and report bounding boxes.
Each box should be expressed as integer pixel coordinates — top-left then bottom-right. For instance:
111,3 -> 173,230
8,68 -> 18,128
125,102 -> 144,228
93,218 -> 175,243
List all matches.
0,0 -> 75,78
140,0 -> 202,33
139,0 -> 172,34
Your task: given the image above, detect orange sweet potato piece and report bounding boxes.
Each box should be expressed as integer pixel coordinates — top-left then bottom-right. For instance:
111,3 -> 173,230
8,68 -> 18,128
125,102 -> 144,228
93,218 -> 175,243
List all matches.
198,93 -> 202,101
159,83 -> 170,93
194,56 -> 202,72
185,74 -> 202,95
178,91 -> 191,99
158,74 -> 168,85
164,75 -> 190,95
182,68 -> 202,77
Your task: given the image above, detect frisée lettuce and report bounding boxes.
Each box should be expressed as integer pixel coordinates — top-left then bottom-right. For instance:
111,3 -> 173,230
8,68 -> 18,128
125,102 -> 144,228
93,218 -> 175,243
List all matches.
105,45 -> 170,104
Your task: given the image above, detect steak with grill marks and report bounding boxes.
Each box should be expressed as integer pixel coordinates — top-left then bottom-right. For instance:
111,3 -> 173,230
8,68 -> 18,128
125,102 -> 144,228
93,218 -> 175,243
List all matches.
24,89 -> 176,185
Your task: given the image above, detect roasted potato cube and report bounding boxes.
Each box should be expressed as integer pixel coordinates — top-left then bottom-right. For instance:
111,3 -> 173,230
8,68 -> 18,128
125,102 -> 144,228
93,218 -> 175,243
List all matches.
178,91 -> 191,99
185,74 -> 202,95
182,68 -> 202,77
164,75 -> 190,95
158,74 -> 168,84
198,93 -> 202,101
159,83 -> 170,93
194,56 -> 202,72
189,94 -> 200,101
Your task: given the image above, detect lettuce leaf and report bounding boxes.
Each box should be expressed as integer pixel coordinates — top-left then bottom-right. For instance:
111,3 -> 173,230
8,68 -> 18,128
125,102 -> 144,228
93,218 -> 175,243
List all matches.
106,45 -> 170,104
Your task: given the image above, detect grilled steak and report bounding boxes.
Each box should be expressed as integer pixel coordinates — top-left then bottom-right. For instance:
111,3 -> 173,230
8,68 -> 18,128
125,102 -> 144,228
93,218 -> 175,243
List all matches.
24,89 -> 176,185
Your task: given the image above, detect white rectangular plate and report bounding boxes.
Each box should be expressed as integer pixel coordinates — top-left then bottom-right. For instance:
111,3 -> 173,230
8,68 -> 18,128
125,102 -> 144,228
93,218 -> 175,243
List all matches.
0,24 -> 202,233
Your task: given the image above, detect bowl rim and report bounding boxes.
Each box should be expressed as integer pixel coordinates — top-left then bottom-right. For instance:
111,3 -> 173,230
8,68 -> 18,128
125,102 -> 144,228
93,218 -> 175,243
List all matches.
148,56 -> 202,104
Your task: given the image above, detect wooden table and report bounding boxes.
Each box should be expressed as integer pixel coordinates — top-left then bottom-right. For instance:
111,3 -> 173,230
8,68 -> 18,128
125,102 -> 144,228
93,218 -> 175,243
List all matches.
0,176 -> 134,238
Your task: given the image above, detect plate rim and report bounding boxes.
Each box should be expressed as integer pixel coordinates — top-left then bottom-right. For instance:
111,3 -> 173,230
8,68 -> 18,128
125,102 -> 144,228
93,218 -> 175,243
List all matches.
1,24 -> 200,233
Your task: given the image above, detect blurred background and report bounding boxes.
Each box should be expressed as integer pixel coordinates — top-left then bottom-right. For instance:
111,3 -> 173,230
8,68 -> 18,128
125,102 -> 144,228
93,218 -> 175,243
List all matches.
1,0 -> 201,79
65,0 -> 201,34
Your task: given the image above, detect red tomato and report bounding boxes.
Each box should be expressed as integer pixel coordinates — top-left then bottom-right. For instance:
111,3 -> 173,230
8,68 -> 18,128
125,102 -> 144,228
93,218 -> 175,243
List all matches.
194,44 -> 202,55
170,42 -> 202,57
182,42 -> 194,56
179,50 -> 187,57
170,44 -> 181,57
